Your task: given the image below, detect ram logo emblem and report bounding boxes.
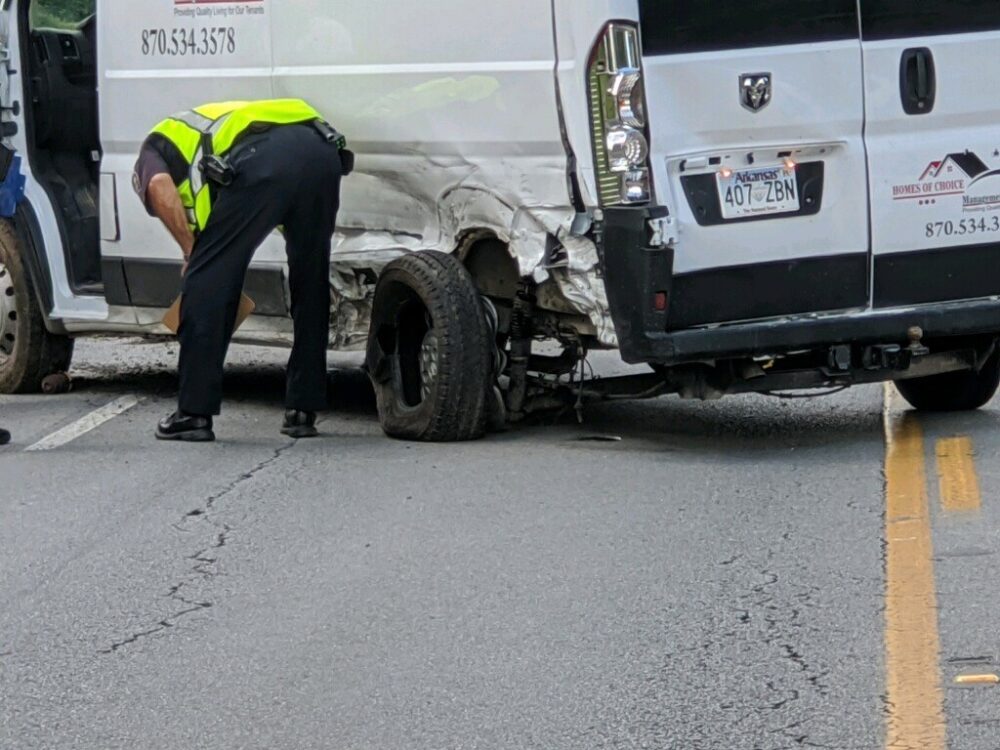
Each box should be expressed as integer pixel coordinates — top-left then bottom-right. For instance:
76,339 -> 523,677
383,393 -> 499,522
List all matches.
740,73 -> 772,112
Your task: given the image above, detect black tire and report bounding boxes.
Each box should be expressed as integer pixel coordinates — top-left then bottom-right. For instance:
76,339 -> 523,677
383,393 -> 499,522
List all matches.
895,348 -> 1000,412
366,251 -> 492,442
0,220 -> 73,393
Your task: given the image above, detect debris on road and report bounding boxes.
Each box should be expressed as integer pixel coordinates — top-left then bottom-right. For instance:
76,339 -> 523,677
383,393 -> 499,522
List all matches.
41,372 -> 72,394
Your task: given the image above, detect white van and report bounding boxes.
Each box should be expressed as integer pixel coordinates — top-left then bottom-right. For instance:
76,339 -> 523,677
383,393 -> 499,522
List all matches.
1,0 -> 999,440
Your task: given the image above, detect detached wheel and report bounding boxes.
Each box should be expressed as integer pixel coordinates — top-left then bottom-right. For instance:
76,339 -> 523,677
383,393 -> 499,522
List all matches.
895,348 -> 1000,412
0,220 -> 73,393
366,251 -> 492,442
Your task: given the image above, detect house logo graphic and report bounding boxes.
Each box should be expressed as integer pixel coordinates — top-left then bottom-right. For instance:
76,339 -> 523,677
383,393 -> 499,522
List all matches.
892,151 -> 1000,211
918,153 -> 989,182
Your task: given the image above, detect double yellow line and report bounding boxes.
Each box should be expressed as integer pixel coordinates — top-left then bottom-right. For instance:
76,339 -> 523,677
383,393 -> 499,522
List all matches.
883,385 -> 984,749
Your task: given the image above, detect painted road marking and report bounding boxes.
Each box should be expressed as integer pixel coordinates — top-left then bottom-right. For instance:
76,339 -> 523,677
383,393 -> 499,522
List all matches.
883,385 -> 946,750
935,437 -> 982,513
25,395 -> 140,452
955,674 -> 1000,685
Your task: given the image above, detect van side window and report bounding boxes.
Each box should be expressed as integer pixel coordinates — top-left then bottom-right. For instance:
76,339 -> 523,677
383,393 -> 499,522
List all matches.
30,0 -> 96,29
861,0 -> 1000,40
639,0 -> 859,55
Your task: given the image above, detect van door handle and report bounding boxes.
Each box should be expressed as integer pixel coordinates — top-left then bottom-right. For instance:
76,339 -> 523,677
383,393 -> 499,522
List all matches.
900,47 -> 936,115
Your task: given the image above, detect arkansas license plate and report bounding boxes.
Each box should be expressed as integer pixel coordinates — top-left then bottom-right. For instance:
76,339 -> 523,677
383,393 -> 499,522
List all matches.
716,165 -> 800,220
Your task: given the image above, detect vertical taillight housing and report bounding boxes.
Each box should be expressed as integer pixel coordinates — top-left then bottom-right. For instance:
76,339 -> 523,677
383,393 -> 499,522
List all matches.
588,23 -> 652,206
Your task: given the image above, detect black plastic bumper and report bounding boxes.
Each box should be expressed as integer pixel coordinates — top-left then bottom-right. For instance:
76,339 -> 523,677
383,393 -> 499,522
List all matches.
598,206 -> 1000,365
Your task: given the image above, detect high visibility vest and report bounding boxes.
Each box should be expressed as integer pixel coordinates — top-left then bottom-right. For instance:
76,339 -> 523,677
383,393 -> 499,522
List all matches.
149,99 -> 325,232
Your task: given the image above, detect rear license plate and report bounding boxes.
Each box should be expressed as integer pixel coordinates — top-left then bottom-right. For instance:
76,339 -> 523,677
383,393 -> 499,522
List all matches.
716,165 -> 800,220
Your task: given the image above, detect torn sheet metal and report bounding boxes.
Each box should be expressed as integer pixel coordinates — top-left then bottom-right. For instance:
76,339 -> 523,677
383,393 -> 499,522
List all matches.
329,194 -> 618,350
548,233 -> 617,348
329,252 -> 401,351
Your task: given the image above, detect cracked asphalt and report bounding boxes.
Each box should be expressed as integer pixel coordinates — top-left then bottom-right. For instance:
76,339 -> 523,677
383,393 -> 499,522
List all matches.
3,339 -> 1000,749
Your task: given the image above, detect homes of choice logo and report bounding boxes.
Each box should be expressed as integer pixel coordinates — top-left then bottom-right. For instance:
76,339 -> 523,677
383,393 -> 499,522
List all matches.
892,152 -> 1000,213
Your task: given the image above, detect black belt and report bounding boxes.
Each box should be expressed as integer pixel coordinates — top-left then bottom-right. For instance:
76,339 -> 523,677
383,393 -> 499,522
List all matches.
200,120 -> 354,189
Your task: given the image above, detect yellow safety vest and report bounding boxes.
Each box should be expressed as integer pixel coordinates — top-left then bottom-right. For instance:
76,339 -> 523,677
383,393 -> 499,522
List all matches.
150,99 -> 326,232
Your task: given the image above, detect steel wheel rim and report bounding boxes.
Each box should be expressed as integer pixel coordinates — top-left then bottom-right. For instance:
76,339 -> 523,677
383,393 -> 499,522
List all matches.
0,261 -> 16,363
418,328 -> 439,403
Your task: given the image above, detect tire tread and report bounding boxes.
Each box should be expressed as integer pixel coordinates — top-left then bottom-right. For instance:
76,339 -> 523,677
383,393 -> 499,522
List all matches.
369,251 -> 492,442
0,219 -> 74,394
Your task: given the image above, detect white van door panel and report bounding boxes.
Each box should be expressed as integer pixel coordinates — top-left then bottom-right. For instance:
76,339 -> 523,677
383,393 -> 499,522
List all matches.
98,0 -> 280,277
862,1 -> 1000,308
270,0 -> 567,259
0,1 -> 106,322
638,1 -> 870,330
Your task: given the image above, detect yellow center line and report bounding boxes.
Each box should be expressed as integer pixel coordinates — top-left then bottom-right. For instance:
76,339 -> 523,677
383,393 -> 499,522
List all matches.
883,385 -> 946,750
936,436 -> 982,514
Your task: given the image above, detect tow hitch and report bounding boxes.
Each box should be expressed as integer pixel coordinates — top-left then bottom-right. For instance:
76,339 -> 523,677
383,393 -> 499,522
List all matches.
862,344 -> 910,371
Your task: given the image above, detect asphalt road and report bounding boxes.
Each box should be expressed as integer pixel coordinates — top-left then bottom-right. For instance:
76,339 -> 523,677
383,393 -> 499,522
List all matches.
2,339 -> 999,750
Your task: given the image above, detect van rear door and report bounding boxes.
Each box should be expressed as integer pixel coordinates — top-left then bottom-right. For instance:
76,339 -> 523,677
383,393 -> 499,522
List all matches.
861,1 -> 1000,309
638,1 -> 870,330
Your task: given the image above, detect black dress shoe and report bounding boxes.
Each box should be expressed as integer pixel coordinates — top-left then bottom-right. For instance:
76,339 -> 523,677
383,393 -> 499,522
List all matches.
156,411 -> 215,442
281,410 -> 318,438
0,427 -> 10,446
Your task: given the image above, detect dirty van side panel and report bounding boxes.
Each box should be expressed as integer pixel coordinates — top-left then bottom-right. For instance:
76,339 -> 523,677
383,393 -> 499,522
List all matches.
270,0 -> 569,271
637,1 -> 870,329
97,0 -> 285,318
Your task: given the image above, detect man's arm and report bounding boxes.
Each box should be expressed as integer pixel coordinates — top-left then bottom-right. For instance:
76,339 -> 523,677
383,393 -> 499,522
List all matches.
146,173 -> 196,260
134,137 -> 195,270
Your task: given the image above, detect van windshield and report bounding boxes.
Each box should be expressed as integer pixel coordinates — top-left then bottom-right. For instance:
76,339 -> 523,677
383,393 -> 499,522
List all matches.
30,0 -> 95,29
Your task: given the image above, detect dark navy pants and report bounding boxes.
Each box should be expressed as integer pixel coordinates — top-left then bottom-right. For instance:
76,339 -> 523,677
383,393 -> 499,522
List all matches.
178,123 -> 342,416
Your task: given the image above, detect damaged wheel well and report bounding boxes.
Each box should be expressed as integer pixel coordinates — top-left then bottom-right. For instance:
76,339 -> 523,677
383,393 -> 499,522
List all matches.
457,234 -> 520,303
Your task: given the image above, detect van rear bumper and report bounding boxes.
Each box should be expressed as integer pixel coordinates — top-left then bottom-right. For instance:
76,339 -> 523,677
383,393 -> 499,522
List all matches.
598,206 -> 1000,365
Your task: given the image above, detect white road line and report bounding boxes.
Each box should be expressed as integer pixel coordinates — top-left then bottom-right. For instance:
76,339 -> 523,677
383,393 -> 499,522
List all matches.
26,395 -> 141,452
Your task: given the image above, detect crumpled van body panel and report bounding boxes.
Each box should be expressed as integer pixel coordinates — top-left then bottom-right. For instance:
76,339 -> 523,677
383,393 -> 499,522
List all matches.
89,0 -> 617,348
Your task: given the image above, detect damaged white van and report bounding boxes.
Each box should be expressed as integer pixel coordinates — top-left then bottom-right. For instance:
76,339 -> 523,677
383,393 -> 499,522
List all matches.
2,0 -> 1000,441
